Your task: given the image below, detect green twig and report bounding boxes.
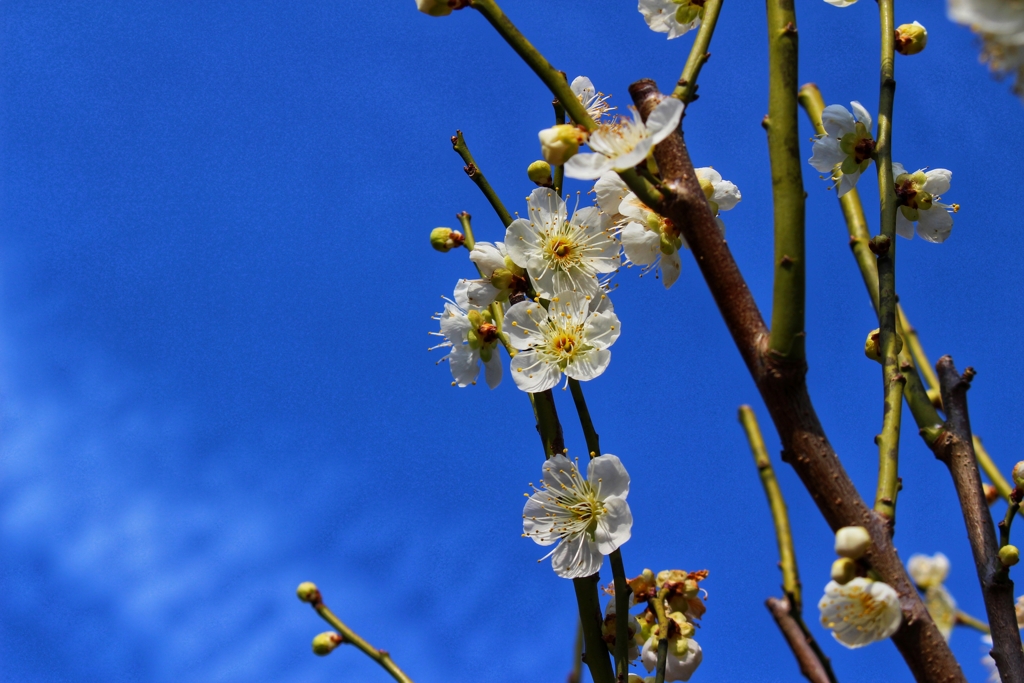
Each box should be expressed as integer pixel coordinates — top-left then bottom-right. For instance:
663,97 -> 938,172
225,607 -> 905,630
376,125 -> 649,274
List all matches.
1000,498 -> 1021,550
451,130 -> 513,227
672,0 -> 724,105
553,98 -> 566,196
956,609 -> 992,634
569,621 -> 584,683
309,596 -> 414,683
568,378 -> 600,457
648,589 -> 671,683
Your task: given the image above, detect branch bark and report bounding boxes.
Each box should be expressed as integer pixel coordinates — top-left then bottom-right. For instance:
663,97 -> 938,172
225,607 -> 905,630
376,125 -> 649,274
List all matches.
933,356 -> 1024,683
628,78 -> 964,683
766,597 -> 834,683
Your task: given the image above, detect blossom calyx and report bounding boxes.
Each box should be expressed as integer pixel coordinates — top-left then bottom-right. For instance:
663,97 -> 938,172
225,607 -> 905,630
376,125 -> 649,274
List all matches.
1000,545 -> 1020,567
430,227 -> 464,252
312,632 -> 343,655
628,568 -> 658,603
831,558 -> 857,585
539,124 -> 587,166
895,22 -> 928,56
527,160 -> 553,186
835,526 -> 872,560
415,0 -> 453,17
296,581 -> 321,604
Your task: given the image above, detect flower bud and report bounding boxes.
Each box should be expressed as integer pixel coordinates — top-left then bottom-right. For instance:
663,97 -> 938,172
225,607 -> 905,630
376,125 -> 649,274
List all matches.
895,22 -> 928,56
1012,461 -> 1024,490
538,124 -> 585,166
415,0 -> 452,17
835,526 -> 872,560
296,581 -> 320,603
527,160 -> 553,186
985,483 -> 1000,505
312,631 -> 343,655
865,329 -> 882,362
430,227 -> 464,252
1000,545 -> 1020,567
831,557 -> 857,585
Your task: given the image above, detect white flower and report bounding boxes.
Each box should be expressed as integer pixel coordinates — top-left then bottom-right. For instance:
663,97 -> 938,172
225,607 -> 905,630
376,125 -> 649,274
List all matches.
463,241 -> 527,307
808,101 -> 875,197
923,585 -> 957,641
506,290 -> 620,392
565,97 -> 684,180
638,0 -> 705,39
571,76 -> 614,122
824,0 -> 858,7
950,0 -> 1024,98
695,167 -> 741,233
522,453 -> 632,579
819,578 -> 902,648
539,124 -> 588,167
618,192 -> 684,289
505,188 -> 620,299
907,552 -> 950,589
603,597 -> 642,662
430,283 -> 502,388
893,163 -> 956,243
640,633 -> 702,682
593,171 -> 631,223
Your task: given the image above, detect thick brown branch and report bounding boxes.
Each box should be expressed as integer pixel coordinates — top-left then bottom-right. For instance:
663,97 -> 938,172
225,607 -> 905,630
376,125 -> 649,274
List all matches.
628,78 -> 963,683
766,597 -> 833,683
933,356 -> 1024,683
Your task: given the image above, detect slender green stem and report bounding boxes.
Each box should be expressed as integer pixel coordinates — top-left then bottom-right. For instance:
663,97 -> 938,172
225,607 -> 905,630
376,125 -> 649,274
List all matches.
956,610 -> 992,634
553,99 -> 566,196
455,211 -> 514,356
900,308 -> 941,402
609,550 -> 630,683
456,211 -> 476,252
740,406 -> 800,607
672,0 -> 724,105
451,130 -> 513,227
765,0 -> 805,362
648,590 -> 671,683
573,574 -> 616,683
568,378 -> 601,456
569,621 -> 584,683
1000,499 -> 1021,549
313,601 -> 414,683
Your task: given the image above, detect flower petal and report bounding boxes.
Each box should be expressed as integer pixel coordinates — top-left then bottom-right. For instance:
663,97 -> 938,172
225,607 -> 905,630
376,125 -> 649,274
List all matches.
923,168 -> 952,196
523,491 -> 559,545
542,453 -> 576,490
712,179 -> 741,211
510,350 -> 561,392
850,100 -> 873,132
483,353 -> 502,389
439,301 -> 471,342
466,280 -> 500,307
661,250 -> 682,289
551,534 -> 604,579
527,186 -> 566,229
504,301 -> 548,349
896,210 -> 915,240
584,309 -> 621,350
469,241 -> 507,276
809,136 -> 846,174
646,97 -> 685,144
505,218 -> 540,268
566,152 -> 616,180
593,496 -> 632,554
821,104 -> 856,139
448,346 -> 480,387
565,347 -> 611,382
916,206 -> 953,243
594,171 -> 629,217
621,222 -> 660,265
837,168 -> 861,198
587,454 -> 630,500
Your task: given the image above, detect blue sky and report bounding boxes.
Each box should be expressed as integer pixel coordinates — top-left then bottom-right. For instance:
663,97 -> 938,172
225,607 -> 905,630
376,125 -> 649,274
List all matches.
1,1 -> 1022,681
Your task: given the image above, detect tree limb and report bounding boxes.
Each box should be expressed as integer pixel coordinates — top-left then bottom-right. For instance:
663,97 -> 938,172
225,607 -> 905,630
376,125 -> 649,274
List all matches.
766,596 -> 834,683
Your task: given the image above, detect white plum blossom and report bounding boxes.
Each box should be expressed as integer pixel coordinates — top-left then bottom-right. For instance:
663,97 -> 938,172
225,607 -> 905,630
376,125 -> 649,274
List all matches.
638,0 -> 706,39
695,167 -> 742,233
819,578 -> 902,648
505,188 -> 620,299
893,163 -> 956,243
603,598 -> 642,662
506,290 -> 620,392
565,97 -> 684,180
463,241 -> 526,307
618,191 -> 687,289
640,631 -> 702,682
949,0 -> 1024,99
523,453 -> 632,579
907,552 -> 951,589
571,76 -> 614,121
430,283 -> 502,389
593,171 -> 631,223
809,101 -> 875,197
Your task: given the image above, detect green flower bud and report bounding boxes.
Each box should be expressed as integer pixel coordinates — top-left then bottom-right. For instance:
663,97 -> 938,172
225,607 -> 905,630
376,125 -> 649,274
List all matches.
491,267 -> 514,291
1000,545 -> 1020,567
415,0 -> 453,17
895,22 -> 928,56
296,582 -> 320,603
430,227 -> 464,252
1013,461 -> 1024,489
527,160 -> 553,186
831,557 -> 857,585
539,124 -> 585,166
312,631 -> 343,656
835,526 -> 872,560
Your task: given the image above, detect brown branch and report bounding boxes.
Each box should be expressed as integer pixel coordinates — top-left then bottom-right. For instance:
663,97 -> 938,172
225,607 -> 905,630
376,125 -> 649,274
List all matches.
627,78 -> 964,683
933,356 -> 1024,683
766,597 -> 833,683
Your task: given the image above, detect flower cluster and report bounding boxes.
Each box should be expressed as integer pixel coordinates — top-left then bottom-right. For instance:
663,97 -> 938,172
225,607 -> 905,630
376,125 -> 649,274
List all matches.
625,568 -> 708,681
907,552 -> 957,640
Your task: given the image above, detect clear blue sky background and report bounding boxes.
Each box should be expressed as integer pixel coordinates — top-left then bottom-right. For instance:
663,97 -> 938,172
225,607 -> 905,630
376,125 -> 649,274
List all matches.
1,1 -> 1022,681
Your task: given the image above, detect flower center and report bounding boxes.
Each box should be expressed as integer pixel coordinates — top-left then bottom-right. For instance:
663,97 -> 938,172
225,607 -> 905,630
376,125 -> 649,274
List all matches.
478,322 -> 498,344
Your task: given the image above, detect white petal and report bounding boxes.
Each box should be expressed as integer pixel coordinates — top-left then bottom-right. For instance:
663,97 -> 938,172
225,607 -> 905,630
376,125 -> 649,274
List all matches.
611,138 -> 653,172
895,211 -> 915,240
694,167 -> 722,185
594,171 -> 629,216
661,250 -> 682,289
504,301 -> 548,349
439,302 -> 471,342
510,351 -> 561,392
469,241 -> 507,276
448,346 -> 480,387
505,218 -> 540,268
552,534 -> 604,579
665,639 -> 702,682
850,100 -> 873,132
824,0 -> 859,6
923,168 -> 952,196
565,347 -> 611,382
593,496 -> 632,554
619,193 -> 650,223
542,453 -> 576,490
549,289 -> 591,326
565,152 -> 616,180
809,136 -> 846,174
551,269 -> 601,298
821,104 -> 856,139
570,76 -> 595,100
466,280 -> 500,307
584,309 -> 621,350
587,454 -> 630,500
527,186 -> 566,230
837,168 -> 861,198
916,206 -> 953,243
621,222 -> 660,265
892,161 -> 908,178
645,97 -> 685,144
523,491 -> 559,545
712,179 -> 741,211
483,353 -> 502,389
454,279 -> 472,310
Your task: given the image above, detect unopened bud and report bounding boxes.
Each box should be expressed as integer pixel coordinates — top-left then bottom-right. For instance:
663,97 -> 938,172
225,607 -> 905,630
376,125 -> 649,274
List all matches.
835,526 -> 872,560
865,329 -> 882,362
296,582 -> 320,603
538,124 -> 585,166
895,22 -> 928,56
430,227 -> 464,252
312,631 -> 343,655
831,557 -> 857,585
1000,545 -> 1020,567
1013,461 -> 1024,490
415,0 -> 453,17
527,160 -> 553,186
985,484 -> 1000,506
